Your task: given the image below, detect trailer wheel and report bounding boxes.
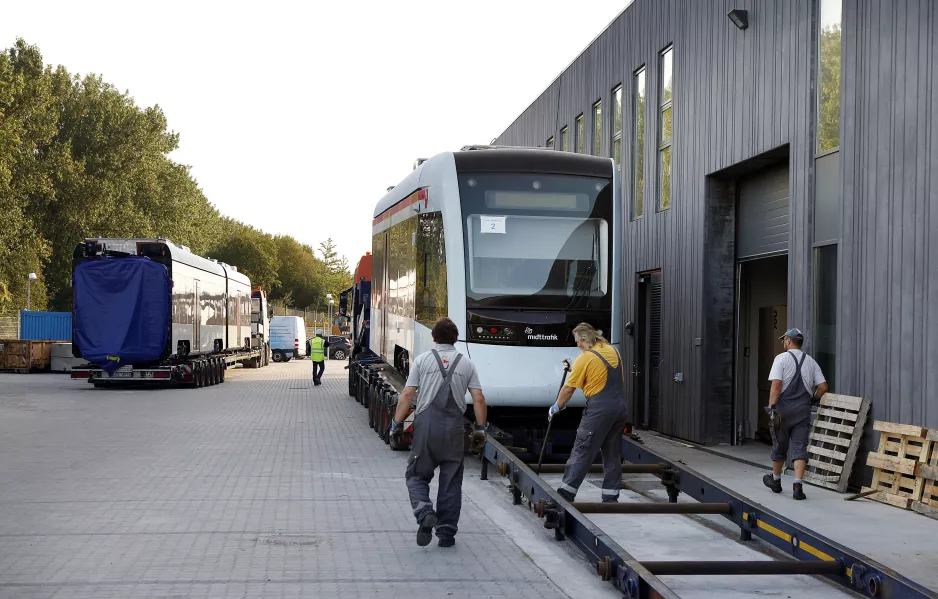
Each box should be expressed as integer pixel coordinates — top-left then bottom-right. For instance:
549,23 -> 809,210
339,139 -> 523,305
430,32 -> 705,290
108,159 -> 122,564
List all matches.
219,361 -> 226,383
209,360 -> 217,385
382,403 -> 391,444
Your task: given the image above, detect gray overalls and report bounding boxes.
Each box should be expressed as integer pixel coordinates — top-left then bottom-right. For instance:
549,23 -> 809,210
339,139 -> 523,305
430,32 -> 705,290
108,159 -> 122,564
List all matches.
558,348 -> 629,502
770,351 -> 813,463
405,350 -> 466,541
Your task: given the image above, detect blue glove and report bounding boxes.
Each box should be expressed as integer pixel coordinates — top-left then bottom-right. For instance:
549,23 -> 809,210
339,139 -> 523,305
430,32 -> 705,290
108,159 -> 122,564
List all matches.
548,403 -> 561,422
389,420 -> 403,441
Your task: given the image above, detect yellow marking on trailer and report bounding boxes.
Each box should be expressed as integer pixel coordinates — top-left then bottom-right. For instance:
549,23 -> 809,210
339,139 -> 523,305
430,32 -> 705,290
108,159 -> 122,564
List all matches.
742,513 -> 843,574
799,541 -> 836,562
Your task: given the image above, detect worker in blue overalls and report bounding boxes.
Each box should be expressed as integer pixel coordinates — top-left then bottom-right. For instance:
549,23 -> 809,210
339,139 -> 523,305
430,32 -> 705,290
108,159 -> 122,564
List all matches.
550,322 -> 629,503
390,317 -> 488,548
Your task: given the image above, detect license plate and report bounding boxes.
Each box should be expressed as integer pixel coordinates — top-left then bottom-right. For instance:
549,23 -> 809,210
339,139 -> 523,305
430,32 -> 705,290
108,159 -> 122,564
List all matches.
110,367 -> 133,378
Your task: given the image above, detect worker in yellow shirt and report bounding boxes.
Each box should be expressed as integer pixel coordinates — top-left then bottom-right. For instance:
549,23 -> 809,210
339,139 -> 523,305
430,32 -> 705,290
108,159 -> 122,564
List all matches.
549,322 -> 628,503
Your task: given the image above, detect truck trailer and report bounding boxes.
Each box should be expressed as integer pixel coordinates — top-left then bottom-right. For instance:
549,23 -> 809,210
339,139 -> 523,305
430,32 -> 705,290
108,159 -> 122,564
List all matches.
70,237 -> 271,387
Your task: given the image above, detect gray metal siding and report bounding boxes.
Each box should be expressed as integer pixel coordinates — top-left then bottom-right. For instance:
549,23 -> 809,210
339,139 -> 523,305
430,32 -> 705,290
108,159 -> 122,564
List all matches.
839,0 -> 938,430
497,0 -> 814,443
737,166 -> 791,259
495,0 -> 937,442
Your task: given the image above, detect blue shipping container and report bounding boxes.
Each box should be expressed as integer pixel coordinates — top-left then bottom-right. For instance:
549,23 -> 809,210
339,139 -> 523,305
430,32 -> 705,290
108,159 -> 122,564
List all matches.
20,311 -> 72,341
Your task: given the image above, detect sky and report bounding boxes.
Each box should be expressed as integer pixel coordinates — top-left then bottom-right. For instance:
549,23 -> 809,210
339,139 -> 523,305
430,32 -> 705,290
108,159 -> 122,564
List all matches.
2,1 -> 629,267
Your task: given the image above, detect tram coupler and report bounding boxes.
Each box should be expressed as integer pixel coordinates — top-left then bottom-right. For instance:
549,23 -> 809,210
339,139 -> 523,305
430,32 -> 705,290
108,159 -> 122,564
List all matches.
659,463 -> 680,503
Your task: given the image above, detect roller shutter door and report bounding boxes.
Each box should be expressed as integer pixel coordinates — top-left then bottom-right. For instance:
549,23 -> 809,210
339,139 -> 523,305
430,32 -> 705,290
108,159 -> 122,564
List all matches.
737,166 -> 790,260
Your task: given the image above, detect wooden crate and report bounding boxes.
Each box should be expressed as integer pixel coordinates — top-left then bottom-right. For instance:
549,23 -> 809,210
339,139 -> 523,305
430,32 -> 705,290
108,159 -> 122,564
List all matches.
911,429 -> 938,520
0,340 -> 53,372
862,422 -> 932,509
803,393 -> 870,492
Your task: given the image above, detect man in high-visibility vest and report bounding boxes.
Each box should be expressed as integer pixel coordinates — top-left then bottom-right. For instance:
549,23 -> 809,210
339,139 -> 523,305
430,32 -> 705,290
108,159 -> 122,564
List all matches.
310,330 -> 329,386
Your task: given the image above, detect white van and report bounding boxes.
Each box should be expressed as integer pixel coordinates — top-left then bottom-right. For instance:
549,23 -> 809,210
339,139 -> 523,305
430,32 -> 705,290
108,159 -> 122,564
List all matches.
268,316 -> 307,362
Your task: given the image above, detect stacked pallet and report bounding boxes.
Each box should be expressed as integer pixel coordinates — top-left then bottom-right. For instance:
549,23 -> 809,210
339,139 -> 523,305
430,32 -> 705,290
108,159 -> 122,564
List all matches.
862,421 -> 936,519
911,429 -> 938,520
803,393 -> 870,492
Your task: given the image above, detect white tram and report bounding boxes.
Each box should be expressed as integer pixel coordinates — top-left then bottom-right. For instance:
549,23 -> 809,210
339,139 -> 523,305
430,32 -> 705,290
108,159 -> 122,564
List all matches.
369,146 -> 621,409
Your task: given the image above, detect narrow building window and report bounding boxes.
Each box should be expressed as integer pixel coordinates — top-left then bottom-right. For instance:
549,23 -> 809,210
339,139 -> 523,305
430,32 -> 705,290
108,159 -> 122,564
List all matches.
632,67 -> 646,219
592,100 -> 602,155
658,46 -> 673,211
575,114 -> 584,153
817,0 -> 842,153
546,136 -> 554,149
560,126 -> 569,152
814,244 -> 837,389
612,85 -> 623,169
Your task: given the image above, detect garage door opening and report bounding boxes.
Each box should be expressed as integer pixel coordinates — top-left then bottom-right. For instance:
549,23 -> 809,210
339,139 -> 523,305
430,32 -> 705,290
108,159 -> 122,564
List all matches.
735,255 -> 788,443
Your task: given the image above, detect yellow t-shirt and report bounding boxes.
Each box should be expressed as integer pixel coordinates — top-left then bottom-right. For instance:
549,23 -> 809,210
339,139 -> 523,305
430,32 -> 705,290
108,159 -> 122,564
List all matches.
565,342 -> 623,397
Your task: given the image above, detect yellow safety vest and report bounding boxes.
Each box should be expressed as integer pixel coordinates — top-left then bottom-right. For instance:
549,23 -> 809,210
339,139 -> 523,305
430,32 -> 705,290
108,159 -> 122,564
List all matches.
310,337 -> 325,361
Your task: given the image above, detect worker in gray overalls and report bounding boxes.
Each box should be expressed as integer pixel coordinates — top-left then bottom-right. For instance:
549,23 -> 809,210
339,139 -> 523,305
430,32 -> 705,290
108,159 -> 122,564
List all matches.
763,328 -> 828,500
390,317 -> 488,547
550,322 -> 629,503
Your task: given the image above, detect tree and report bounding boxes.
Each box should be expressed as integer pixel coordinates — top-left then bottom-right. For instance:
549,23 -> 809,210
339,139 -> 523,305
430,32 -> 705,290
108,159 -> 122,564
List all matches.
0,39 -> 354,316
317,238 -> 352,312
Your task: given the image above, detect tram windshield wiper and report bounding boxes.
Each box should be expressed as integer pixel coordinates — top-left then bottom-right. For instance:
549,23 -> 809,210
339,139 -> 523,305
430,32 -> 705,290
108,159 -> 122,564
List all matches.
564,225 -> 598,311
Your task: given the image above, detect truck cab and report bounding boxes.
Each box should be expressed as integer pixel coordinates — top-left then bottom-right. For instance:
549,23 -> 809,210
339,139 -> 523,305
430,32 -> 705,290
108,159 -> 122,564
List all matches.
251,288 -> 271,364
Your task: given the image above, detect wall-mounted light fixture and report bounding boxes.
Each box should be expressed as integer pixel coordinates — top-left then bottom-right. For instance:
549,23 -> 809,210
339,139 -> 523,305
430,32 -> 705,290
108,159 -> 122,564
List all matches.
727,9 -> 749,30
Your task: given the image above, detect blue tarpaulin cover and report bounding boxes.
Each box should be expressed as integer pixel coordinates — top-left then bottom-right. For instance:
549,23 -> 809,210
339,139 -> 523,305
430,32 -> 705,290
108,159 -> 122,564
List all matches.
73,257 -> 171,373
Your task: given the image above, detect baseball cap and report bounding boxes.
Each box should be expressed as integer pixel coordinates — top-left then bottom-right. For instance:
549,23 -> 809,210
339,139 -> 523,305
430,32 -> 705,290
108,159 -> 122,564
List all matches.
778,328 -> 804,340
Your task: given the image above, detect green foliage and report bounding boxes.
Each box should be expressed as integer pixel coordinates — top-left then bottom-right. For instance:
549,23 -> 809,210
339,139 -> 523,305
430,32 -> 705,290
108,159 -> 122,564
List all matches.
817,24 -> 842,153
0,39 -> 350,314
317,238 -> 353,311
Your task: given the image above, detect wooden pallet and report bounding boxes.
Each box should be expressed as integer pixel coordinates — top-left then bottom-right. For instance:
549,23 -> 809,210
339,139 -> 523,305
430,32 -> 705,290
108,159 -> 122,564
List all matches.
911,429 -> 938,520
862,422 -> 932,509
803,393 -> 870,492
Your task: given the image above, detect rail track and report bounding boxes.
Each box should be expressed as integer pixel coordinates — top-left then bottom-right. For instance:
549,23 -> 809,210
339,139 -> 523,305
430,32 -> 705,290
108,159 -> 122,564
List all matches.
349,360 -> 937,599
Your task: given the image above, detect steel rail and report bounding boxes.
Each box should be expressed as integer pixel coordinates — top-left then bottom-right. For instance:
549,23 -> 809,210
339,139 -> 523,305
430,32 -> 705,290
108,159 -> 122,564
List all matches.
480,425 -> 681,599
618,435 -> 938,599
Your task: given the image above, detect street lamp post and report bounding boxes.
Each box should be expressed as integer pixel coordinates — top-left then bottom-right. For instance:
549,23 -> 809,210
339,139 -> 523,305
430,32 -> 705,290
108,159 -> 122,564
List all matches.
326,294 -> 333,332
27,273 -> 37,311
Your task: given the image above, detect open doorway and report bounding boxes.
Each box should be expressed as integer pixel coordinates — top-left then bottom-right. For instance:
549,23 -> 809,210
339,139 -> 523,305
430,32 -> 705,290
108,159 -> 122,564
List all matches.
735,255 -> 788,444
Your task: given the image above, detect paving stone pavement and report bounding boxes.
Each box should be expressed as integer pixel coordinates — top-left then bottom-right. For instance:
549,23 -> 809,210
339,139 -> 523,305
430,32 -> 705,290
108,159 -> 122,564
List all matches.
0,361 -> 588,599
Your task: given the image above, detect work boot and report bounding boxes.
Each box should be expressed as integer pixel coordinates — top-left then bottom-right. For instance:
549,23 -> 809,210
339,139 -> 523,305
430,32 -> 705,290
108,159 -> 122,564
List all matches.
557,488 -> 576,502
438,537 -> 455,548
416,513 -> 437,547
762,473 -> 782,493
792,483 -> 806,500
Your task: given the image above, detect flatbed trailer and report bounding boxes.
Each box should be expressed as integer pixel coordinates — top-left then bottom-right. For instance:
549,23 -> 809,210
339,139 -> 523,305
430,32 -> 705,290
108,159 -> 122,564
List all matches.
349,359 -> 416,450
345,361 -> 937,599
70,346 -> 268,388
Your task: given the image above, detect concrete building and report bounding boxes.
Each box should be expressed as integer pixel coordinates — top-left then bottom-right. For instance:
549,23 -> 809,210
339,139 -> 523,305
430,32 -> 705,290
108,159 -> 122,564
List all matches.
494,0 -> 937,450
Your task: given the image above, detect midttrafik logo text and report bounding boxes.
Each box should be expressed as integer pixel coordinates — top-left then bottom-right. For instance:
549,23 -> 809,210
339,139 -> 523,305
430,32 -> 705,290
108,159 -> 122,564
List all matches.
525,328 -> 558,341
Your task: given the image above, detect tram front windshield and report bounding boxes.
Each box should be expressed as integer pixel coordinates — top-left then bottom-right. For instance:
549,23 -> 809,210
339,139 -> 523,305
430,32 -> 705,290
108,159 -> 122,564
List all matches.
458,172 -> 613,310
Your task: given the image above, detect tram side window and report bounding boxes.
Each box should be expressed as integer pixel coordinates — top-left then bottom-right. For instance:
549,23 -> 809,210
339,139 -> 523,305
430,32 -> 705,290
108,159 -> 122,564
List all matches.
416,212 -> 447,328
372,231 -> 386,311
